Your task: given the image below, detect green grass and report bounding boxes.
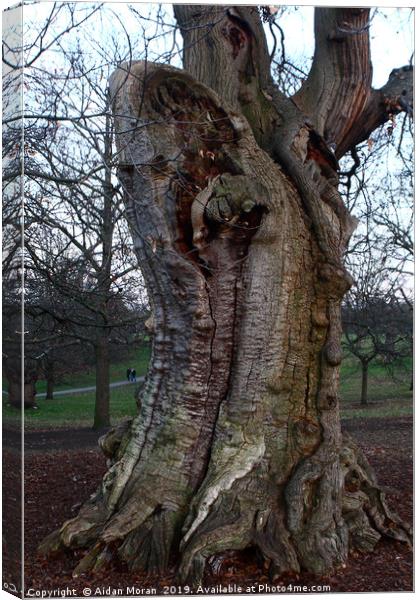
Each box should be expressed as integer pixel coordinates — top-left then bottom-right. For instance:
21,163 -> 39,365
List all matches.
3,385 -> 139,430
340,353 -> 412,419
2,344 -> 151,430
20,345 -> 151,394
3,348 -> 412,431
340,399 -> 412,420
340,354 -> 412,401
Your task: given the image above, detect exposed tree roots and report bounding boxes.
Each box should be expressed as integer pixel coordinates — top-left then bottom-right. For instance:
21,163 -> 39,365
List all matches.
38,423 -> 411,584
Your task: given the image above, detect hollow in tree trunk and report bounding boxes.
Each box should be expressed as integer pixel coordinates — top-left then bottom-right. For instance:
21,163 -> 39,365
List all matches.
39,5 -> 412,584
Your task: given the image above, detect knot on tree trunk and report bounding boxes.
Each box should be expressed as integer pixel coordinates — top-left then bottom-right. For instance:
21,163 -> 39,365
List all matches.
99,418 -> 133,463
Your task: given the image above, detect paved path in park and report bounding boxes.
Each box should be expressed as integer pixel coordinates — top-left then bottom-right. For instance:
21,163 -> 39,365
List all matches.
2,377 -> 144,398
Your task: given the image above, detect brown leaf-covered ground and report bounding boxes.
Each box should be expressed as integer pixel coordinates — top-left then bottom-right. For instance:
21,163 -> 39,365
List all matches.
3,416 -> 413,596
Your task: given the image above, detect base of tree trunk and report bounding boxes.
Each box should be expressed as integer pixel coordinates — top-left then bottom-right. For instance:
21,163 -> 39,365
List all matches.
38,422 -> 411,585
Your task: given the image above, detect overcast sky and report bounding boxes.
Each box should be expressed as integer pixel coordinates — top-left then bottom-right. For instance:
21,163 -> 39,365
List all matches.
275,5 -> 413,88
4,1 -> 414,89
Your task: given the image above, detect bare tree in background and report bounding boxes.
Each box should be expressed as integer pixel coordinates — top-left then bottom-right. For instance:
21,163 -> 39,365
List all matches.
343,247 -> 412,405
3,3 -> 149,427
340,112 -> 413,404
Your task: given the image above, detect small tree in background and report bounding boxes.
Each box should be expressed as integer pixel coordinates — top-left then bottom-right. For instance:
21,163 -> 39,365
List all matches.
342,284 -> 412,405
3,4 -> 149,427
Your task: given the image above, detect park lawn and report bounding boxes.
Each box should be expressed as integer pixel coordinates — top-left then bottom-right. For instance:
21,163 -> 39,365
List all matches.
3,352 -> 412,430
3,385 -> 139,430
340,354 -> 412,419
340,398 -> 412,420
340,354 -> 412,400
12,345 -> 151,394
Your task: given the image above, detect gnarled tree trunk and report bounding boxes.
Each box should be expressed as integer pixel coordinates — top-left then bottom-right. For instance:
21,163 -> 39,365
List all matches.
40,5 -> 412,584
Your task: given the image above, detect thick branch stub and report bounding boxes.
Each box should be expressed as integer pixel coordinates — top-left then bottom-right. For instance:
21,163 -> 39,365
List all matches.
292,8 -> 412,158
337,65 -> 413,155
293,8 -> 372,152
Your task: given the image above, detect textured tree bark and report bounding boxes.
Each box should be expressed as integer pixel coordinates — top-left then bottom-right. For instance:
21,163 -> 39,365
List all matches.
39,5 -> 412,583
94,333 -> 111,429
360,362 -> 369,406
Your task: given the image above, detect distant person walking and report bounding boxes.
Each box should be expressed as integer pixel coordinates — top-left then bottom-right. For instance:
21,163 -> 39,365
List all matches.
126,368 -> 132,381
131,369 -> 137,383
